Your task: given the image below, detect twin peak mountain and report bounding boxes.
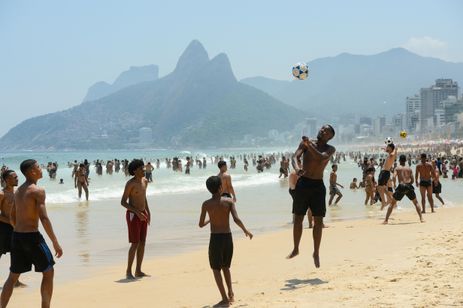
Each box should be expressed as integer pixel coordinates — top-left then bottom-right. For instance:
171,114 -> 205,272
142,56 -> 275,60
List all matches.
0,40 -> 303,150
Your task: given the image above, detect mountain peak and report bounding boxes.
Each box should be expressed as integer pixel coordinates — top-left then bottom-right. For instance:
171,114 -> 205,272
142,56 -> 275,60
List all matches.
174,40 -> 209,72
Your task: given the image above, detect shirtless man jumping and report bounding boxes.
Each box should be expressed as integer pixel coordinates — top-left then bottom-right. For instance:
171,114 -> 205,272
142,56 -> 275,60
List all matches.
217,161 -> 236,202
383,155 -> 424,224
121,159 -> 151,279
378,143 -> 397,210
415,153 -> 436,213
0,159 -> 63,308
287,125 -> 336,268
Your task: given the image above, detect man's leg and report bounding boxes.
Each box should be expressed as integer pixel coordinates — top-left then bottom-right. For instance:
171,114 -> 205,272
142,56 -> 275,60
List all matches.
312,216 -> 323,268
383,200 -> 396,224
378,186 -> 387,210
335,192 -> 343,205
126,243 -> 138,279
435,193 -> 444,205
41,268 -> 54,308
287,215 -> 304,258
212,270 -> 229,305
77,183 -> 82,199
135,240 -> 146,277
426,186 -> 434,212
1,272 -> 20,307
328,194 -> 335,206
222,268 -> 234,303
412,199 -> 424,222
420,185 -> 426,213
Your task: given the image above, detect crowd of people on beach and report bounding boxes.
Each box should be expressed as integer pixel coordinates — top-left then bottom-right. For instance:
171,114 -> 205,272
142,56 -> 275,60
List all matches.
0,127 -> 463,307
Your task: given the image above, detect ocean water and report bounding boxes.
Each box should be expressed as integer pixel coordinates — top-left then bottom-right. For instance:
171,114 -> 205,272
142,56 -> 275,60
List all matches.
0,148 -> 462,287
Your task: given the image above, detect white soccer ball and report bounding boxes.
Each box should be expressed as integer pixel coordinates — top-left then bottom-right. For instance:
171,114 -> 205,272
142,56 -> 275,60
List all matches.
385,137 -> 393,145
292,62 -> 309,80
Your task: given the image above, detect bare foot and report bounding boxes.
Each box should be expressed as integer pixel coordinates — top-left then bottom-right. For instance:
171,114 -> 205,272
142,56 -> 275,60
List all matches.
228,291 -> 234,303
313,253 -> 320,268
420,219 -> 425,223
421,210 -> 425,214
126,273 -> 136,280
14,281 -> 26,288
286,249 -> 299,259
135,271 -> 150,278
382,220 -> 388,225
213,300 -> 230,307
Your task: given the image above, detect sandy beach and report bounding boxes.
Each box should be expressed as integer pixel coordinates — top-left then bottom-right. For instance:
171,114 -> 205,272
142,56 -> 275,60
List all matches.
8,205 -> 463,307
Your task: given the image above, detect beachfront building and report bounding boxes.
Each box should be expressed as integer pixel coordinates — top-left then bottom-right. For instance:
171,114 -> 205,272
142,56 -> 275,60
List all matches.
420,79 -> 459,132
406,94 -> 421,132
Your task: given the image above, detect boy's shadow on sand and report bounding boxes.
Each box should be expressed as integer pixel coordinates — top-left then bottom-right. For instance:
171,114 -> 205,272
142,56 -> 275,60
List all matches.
114,277 -> 139,284
281,278 -> 327,290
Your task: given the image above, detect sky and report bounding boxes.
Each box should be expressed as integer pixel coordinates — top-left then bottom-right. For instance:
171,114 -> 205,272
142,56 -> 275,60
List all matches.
0,0 -> 462,137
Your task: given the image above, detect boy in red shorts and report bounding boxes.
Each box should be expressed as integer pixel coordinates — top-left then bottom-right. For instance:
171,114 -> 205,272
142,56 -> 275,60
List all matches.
121,159 -> 151,279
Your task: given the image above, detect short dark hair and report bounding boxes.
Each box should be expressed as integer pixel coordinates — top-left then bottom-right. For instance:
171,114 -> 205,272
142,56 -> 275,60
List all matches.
20,159 -> 37,176
399,154 -> 407,163
217,161 -> 227,169
206,176 -> 222,194
2,170 -> 15,181
332,164 -> 337,169
128,159 -> 144,176
420,153 -> 427,159
326,124 -> 335,137
387,143 -> 395,151
366,167 -> 375,173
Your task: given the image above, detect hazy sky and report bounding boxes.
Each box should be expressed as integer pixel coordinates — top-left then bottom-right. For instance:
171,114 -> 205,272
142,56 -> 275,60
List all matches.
1,0 -> 462,137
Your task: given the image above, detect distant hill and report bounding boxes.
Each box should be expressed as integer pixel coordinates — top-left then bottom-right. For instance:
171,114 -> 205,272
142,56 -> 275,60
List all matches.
0,41 -> 305,150
83,65 -> 159,102
242,48 -> 463,116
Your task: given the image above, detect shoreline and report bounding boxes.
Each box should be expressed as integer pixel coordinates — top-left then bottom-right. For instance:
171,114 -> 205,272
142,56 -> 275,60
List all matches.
9,206 -> 463,307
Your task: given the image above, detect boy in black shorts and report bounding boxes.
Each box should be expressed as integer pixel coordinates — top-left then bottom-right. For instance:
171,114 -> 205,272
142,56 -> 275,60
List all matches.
199,176 -> 253,307
383,155 -> 424,224
0,159 -> 63,308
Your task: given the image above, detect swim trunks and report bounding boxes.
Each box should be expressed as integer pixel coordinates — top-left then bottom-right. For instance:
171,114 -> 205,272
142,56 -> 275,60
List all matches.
126,210 -> 148,243
419,180 -> 432,187
432,181 -> 442,194
293,177 -> 326,217
329,185 -> 340,196
10,232 -> 55,273
208,233 -> 233,270
393,183 -> 416,201
0,221 -> 13,255
377,170 -> 390,186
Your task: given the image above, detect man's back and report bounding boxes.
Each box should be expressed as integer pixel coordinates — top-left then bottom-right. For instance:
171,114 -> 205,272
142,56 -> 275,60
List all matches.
14,183 -> 41,232
203,198 -> 232,234
396,165 -> 413,184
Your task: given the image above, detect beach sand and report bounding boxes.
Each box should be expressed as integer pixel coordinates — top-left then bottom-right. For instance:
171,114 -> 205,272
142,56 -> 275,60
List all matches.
8,206 -> 463,307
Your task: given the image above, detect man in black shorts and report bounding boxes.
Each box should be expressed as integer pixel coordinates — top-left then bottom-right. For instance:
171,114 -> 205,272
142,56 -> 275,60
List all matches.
383,155 -> 424,224
287,126 -> 336,268
0,160 -> 63,308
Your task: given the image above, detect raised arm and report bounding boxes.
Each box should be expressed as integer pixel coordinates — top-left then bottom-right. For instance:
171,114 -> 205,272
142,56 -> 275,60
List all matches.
230,203 -> 252,239
37,188 -> 63,258
198,203 -> 209,228
291,142 -> 306,175
306,142 -> 336,161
